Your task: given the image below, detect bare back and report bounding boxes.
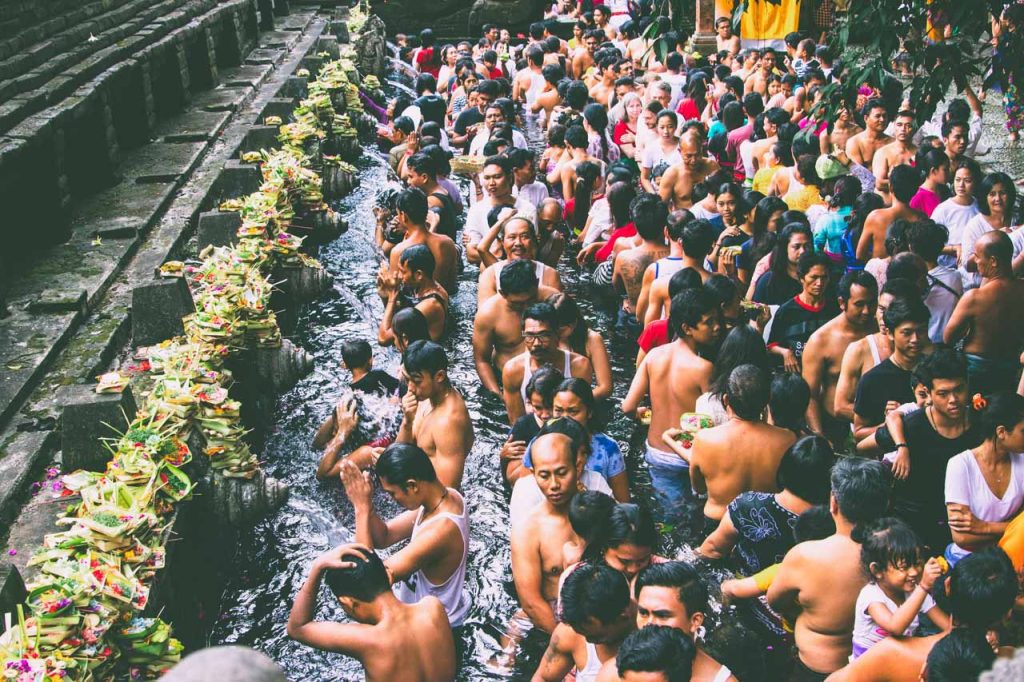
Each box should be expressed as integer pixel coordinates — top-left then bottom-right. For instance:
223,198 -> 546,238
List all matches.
362,598 -> 456,682
616,244 -> 669,313
691,421 -> 795,520
644,342 -> 712,449
959,279 -> 1024,359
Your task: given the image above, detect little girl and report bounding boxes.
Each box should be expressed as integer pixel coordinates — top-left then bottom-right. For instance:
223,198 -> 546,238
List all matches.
852,517 -> 951,658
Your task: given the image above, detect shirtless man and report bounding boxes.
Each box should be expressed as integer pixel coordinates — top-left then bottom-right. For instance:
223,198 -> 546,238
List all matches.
340,442 -> 470,631
572,30 -> 600,80
593,5 -> 617,41
833,279 -> 915,421
613,193 -> 669,326
749,108 -> 789,173
464,156 -> 532,265
688,364 -> 797,528
636,209 -> 690,322
477,214 -> 562,303
379,245 -> 449,344
596,562 -> 737,682
287,543 -> 456,681
715,16 -> 741,56
644,219 -> 714,325
845,99 -> 891,171
945,230 -> 1024,395
532,563 -> 636,681
802,271 -> 878,447
321,341 -> 472,486
385,187 -> 458,295
536,198 -> 567,268
744,48 -> 777,97
872,110 -> 918,199
767,458 -> 890,680
856,167 -> 925,261
530,64 -> 565,126
623,288 -> 721,518
589,55 -> 618,107
474,259 -> 560,394
659,134 -> 719,210
825,547 -> 1018,682
510,433 -> 583,634
503,302 -> 593,424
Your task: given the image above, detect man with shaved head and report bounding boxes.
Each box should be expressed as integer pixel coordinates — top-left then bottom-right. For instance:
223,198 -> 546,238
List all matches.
944,230 -> 1024,395
659,132 -> 720,211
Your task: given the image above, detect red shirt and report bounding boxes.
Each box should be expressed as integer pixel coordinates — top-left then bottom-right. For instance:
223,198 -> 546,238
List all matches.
676,98 -> 701,121
638,319 -> 669,352
595,223 -> 637,263
415,48 -> 440,77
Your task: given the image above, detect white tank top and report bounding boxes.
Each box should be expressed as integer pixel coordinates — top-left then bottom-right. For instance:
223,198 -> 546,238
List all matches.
393,489 -> 471,626
576,641 -> 604,682
494,259 -> 551,294
520,349 -> 573,405
653,255 -> 685,280
867,333 -> 881,367
525,70 -> 546,107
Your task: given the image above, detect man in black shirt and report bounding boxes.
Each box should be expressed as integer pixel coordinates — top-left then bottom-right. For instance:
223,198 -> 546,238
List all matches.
768,251 -> 839,372
853,295 -> 930,441
451,79 -> 499,152
872,350 -> 981,551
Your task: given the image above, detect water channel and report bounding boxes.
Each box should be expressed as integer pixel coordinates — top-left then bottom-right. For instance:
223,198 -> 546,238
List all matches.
210,99 -> 729,681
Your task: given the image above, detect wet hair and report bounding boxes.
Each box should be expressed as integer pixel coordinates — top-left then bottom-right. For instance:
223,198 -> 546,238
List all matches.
564,124 -> 589,150
522,302 -> 558,331
392,307 -> 430,346
607,182 -> 637,229
396,187 -> 429,223
769,223 -> 812,282
886,252 -> 927,284
924,629 -> 996,682
829,175 -> 861,210
977,171 -> 1017,217
669,287 -> 718,340
546,293 -> 588,353
776,435 -> 834,504
978,391 -> 1024,441
889,164 -> 923,204
323,548 -> 390,601
616,626 -> 696,681
537,417 -> 590,457
831,458 -> 890,527
499,258 -> 539,295
631,193 -> 670,241
556,377 -> 596,417
769,373 -> 811,435
765,107 -> 790,128
750,196 -> 787,267
742,92 -> 765,119
505,146 -> 535,170
572,160 -> 602,234
569,491 -> 616,545
838,270 -> 878,302
855,516 -> 924,578
946,547 -> 1017,630
482,154 -> 512,179
725,364 -> 770,421
420,144 -> 451,177
583,103 -> 611,160
704,274 -> 739,312
402,339 -> 448,376
560,563 -> 631,629
666,209 -> 693,243
709,325 -> 768,399
681,219 -> 715,259
635,561 -> 709,615
919,147 -> 950,176
881,295 -> 930,336
584,502 -> 657,565
376,442 -> 438,486
340,339 -> 372,370
525,365 -> 564,405
907,219 -> 949,263
793,504 -> 836,542
399,244 -> 436,277
795,154 -> 820,187
393,115 -> 415,135
564,80 -> 590,110
796,249 -> 831,278
668,268 -> 703,298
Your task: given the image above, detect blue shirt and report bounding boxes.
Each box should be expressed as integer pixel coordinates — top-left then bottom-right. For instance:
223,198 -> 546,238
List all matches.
522,431 -> 625,480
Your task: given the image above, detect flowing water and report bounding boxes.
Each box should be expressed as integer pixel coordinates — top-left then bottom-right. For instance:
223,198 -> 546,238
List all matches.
209,108 -> 725,680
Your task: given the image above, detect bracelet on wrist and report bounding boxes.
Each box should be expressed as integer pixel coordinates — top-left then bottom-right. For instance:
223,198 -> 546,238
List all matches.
895,443 -> 909,449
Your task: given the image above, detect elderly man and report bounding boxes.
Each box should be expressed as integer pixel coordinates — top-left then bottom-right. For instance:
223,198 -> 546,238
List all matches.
476,213 -> 562,302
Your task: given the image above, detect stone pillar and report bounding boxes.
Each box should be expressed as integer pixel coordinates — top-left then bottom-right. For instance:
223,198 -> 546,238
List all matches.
691,0 -> 718,56
196,211 -> 241,250
131,278 -> 195,345
203,26 -> 221,86
60,385 -> 138,471
98,90 -> 123,185
174,42 -> 193,107
139,60 -> 157,137
0,564 -> 27,620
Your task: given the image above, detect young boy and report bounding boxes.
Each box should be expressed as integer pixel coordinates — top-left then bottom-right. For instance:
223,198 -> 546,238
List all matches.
343,339 -> 400,397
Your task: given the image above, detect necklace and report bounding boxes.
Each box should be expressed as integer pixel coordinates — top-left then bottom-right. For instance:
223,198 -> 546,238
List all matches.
426,488 -> 449,516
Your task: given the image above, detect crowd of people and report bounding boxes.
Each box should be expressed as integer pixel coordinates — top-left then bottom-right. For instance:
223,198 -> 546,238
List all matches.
285,6 -> 1024,681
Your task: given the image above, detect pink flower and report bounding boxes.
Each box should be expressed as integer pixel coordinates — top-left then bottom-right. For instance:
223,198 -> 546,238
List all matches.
7,549 -> 15,556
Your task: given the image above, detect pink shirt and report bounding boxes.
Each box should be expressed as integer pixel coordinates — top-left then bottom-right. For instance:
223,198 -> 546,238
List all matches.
909,187 -> 942,217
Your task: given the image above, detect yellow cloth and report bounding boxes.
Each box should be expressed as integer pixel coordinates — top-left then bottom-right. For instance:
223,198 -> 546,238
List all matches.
784,185 -> 825,212
752,165 -> 780,195
752,563 -> 779,592
999,510 -> 1024,574
718,0 -> 800,46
